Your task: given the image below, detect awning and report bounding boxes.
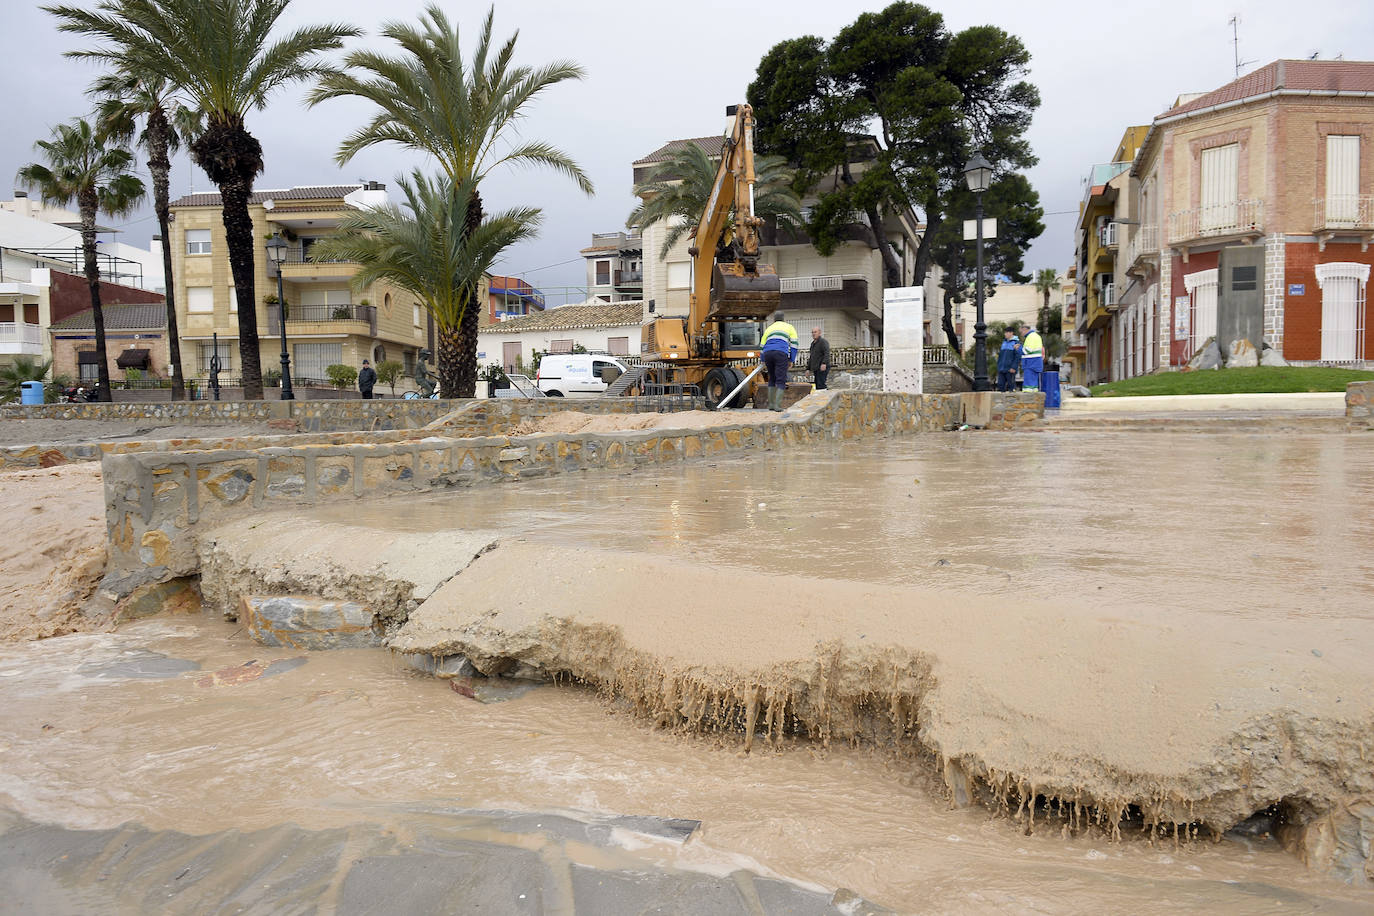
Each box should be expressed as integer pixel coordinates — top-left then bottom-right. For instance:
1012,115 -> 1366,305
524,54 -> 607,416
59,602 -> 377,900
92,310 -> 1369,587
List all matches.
77,350 -> 100,365
116,348 -> 150,369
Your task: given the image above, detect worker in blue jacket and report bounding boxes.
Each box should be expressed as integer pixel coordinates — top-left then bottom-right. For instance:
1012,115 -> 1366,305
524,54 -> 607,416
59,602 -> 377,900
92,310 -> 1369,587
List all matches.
760,311 -> 799,411
996,327 -> 1020,392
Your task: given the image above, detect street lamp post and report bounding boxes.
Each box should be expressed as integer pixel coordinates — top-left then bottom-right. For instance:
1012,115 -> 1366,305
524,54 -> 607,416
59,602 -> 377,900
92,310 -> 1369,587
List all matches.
264,233 -> 295,400
963,151 -> 994,392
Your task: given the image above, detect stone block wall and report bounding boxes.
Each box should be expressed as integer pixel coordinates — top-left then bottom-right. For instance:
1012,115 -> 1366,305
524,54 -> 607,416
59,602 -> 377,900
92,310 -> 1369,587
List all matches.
99,390 -> 1044,597
1347,381 -> 1374,424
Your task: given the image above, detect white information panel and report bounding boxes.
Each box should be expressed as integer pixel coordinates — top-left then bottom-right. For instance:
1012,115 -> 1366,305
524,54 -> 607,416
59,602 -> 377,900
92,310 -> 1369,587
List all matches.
882,286 -> 924,394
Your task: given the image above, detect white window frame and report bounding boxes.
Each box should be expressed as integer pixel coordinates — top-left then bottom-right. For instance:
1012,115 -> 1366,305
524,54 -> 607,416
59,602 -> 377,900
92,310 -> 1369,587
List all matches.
413,304 -> 422,328
186,286 -> 214,313
667,260 -> 690,290
1315,262 -> 1369,363
595,259 -> 612,285
185,229 -> 211,255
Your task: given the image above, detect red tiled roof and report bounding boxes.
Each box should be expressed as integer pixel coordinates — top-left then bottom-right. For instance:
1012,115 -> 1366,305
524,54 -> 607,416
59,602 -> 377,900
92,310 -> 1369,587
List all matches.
169,185 -> 365,208
50,302 -> 166,331
478,301 -> 644,333
1163,59 -> 1374,117
632,136 -> 721,166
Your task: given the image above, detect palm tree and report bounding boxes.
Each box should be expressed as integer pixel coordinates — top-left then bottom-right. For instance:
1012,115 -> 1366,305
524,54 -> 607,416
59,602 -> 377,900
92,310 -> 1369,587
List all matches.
310,4 -> 591,397
309,171 -> 541,388
17,119 -> 144,402
1033,267 -> 1058,329
628,142 -> 804,259
0,356 -> 54,404
90,72 -> 203,401
47,0 -> 360,400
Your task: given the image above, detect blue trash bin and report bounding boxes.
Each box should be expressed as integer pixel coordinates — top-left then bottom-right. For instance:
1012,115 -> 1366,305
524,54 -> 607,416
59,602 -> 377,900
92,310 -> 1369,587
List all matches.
20,381 -> 44,405
1042,371 -> 1061,408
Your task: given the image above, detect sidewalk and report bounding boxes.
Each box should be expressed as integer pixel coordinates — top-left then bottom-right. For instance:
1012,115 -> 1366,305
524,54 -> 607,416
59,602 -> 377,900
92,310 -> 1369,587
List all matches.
1039,391 -> 1350,431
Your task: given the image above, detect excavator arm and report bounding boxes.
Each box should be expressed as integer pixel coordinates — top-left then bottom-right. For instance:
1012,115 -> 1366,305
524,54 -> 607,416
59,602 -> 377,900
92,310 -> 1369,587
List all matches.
687,104 -> 780,326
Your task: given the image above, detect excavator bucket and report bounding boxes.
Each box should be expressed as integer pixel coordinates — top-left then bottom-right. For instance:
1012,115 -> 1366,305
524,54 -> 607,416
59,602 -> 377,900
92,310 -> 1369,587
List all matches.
708,262 -> 781,321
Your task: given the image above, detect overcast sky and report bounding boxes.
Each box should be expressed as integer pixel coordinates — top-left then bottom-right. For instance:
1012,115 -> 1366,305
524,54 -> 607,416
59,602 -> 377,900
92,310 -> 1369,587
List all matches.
4,0 -> 1373,301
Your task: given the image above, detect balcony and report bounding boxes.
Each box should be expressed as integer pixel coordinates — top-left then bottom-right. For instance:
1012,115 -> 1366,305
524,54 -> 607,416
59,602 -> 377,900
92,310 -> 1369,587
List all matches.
1099,221 -> 1119,249
275,246 -> 360,281
1166,199 -> 1263,248
1101,282 -> 1117,309
613,269 -> 643,289
1313,196 -> 1374,250
1126,224 -> 1159,274
0,321 -> 42,355
779,275 -> 877,320
267,303 -> 377,336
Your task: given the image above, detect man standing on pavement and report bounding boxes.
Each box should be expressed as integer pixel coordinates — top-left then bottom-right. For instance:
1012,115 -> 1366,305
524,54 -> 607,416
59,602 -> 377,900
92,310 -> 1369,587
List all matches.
1019,323 -> 1044,392
760,311 -> 799,411
996,327 -> 1020,392
358,358 -> 377,399
807,326 -> 831,390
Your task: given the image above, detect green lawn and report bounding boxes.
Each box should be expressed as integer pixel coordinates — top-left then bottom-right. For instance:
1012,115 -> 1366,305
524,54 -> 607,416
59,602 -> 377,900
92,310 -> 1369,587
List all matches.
1089,366 -> 1374,397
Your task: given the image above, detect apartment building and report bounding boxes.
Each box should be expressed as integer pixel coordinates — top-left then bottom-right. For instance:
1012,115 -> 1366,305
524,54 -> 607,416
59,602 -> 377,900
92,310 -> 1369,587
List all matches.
1082,60 -> 1374,381
630,136 -> 924,348
483,275 -> 543,325
579,231 -> 643,302
168,184 -> 431,387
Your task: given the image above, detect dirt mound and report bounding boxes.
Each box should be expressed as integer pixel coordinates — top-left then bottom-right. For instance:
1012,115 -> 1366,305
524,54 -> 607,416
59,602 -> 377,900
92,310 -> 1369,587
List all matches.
0,463 -> 108,641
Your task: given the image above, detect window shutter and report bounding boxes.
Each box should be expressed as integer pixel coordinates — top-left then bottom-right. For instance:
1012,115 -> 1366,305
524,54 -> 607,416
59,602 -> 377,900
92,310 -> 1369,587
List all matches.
1200,145 -> 1239,231
1325,136 -> 1360,224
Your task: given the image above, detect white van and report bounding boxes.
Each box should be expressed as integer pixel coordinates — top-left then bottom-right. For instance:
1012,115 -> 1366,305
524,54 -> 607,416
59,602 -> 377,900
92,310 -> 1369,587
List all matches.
536,353 -> 629,398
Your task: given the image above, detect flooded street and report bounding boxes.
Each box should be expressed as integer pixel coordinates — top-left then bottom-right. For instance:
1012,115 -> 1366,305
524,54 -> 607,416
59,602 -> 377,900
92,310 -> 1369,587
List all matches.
0,618 -> 1368,914
3,430 -> 1373,912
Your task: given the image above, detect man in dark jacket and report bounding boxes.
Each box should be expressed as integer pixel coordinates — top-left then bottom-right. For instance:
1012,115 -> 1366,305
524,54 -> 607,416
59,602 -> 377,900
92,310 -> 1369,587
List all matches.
358,359 -> 377,399
806,326 -> 831,390
996,328 -> 1020,392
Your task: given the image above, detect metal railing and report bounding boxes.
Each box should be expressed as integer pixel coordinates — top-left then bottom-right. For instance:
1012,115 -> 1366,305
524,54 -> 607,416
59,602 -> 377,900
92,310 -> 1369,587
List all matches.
19,248 -> 145,287
614,269 -> 643,286
268,303 -> 378,335
0,322 -> 42,345
277,247 -> 355,265
1128,224 -> 1159,265
1313,195 -> 1374,231
1166,199 -> 1262,245
780,275 -> 846,293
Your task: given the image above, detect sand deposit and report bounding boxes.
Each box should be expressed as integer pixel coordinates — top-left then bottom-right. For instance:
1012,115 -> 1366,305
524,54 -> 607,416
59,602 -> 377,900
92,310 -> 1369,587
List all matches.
510,409 -> 755,436
0,463 -> 108,641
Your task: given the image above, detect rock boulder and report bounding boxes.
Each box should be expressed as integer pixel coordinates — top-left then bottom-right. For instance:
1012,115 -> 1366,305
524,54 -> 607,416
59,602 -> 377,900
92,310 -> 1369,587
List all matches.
1187,337 -> 1222,371
1226,338 -> 1259,368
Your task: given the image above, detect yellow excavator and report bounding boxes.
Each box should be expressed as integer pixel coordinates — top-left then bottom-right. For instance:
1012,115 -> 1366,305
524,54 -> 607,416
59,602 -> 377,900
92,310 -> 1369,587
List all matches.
637,104 -> 782,408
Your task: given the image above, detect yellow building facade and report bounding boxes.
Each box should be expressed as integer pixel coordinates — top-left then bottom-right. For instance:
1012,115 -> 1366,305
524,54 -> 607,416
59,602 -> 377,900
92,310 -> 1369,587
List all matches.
169,184 -> 435,389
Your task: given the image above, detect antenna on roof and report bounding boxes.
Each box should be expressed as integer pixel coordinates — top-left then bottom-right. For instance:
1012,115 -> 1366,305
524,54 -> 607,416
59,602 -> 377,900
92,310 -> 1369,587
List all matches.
1229,16 -> 1255,77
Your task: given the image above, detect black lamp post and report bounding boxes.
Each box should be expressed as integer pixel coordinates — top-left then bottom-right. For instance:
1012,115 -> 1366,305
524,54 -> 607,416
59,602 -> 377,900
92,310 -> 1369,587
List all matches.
264,233 -> 295,400
963,151 -> 994,392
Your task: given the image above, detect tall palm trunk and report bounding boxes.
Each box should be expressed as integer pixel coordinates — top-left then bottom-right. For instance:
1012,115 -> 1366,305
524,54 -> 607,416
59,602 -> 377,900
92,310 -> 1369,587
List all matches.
436,321 -> 463,398
77,189 -> 112,402
145,106 -> 186,400
452,191 -> 484,398
193,119 -> 264,400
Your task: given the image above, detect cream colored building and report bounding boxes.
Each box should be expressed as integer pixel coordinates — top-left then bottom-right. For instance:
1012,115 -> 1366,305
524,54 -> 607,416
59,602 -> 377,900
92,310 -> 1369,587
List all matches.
168,183 -> 431,387
632,136 -> 925,349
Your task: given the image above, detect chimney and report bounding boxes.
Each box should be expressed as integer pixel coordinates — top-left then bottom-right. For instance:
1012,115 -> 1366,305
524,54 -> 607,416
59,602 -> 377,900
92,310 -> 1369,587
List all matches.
13,190 -> 27,198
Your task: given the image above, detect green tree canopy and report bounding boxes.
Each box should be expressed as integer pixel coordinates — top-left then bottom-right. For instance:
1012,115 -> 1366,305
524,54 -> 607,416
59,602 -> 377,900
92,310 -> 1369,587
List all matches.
747,1 -> 1043,304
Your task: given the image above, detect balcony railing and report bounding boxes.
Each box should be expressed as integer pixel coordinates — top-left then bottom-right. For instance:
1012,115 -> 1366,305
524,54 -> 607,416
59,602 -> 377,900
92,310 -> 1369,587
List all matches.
275,247 -> 357,266
1313,195 -> 1374,231
781,275 -> 845,293
614,269 -> 643,287
1101,282 -> 1117,308
267,303 -> 377,335
1166,199 -> 1262,245
1127,224 -> 1159,267
0,321 -> 42,345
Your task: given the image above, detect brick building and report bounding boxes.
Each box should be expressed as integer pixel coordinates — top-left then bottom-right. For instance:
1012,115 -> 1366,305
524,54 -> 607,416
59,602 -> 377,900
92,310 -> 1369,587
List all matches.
48,302 -> 169,385
1088,60 -> 1374,379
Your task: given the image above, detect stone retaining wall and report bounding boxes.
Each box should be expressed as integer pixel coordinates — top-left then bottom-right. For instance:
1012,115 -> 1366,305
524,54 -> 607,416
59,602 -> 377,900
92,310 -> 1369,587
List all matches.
1,398 -> 459,430
1347,381 -> 1374,424
99,390 -> 1043,598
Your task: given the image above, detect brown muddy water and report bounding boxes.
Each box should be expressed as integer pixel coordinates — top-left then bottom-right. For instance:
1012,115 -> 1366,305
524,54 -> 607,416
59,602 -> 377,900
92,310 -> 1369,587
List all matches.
6,431 -> 1373,912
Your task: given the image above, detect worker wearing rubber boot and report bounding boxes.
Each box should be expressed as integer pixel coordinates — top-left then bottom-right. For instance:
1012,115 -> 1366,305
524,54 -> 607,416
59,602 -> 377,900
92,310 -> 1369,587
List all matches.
760,311 -> 799,411
1019,323 -> 1044,392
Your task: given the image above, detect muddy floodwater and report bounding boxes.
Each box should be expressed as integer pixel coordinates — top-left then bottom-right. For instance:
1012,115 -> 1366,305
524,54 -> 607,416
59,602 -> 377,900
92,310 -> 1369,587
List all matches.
4,431 -> 1373,913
